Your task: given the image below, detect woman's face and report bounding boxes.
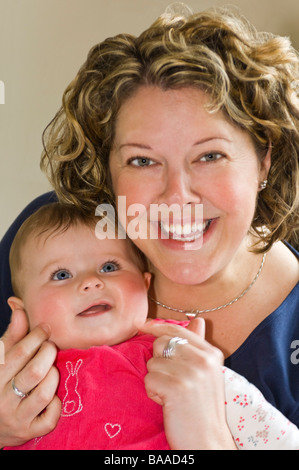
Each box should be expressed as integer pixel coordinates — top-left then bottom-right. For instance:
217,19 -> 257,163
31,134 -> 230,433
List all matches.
109,86 -> 270,285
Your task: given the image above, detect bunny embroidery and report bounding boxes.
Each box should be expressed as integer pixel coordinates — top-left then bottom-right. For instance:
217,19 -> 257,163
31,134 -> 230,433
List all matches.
61,359 -> 83,417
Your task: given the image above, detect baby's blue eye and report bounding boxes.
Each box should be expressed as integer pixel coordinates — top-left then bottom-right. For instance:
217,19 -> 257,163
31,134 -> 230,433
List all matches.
52,270 -> 72,281
100,262 -> 120,273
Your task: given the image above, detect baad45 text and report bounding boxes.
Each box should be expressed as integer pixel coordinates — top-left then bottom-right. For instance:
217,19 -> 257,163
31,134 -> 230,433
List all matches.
104,453 -> 196,467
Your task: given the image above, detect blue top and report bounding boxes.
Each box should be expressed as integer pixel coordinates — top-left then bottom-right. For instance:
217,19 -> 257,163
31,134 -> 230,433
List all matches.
225,255 -> 299,426
1,192 -> 299,426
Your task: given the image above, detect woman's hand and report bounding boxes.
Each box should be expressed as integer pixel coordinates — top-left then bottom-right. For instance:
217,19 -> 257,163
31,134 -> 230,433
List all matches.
140,318 -> 236,450
0,309 -> 61,448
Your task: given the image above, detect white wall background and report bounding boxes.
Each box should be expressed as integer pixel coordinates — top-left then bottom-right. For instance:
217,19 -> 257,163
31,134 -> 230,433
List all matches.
1,0 -> 299,238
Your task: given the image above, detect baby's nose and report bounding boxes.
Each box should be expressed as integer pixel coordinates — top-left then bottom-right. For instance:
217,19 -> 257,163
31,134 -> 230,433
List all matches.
80,275 -> 104,292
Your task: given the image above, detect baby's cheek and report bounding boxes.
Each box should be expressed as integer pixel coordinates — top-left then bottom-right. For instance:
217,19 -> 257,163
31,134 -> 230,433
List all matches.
25,293 -> 63,330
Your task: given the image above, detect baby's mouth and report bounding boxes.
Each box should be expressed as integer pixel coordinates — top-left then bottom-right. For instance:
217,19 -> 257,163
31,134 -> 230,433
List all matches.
78,303 -> 112,317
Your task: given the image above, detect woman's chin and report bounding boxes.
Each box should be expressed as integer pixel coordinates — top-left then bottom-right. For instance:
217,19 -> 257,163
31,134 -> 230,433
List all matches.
157,261 -> 212,286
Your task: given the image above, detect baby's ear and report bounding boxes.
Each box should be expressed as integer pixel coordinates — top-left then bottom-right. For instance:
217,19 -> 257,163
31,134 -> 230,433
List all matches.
7,296 -> 25,312
143,272 -> 152,290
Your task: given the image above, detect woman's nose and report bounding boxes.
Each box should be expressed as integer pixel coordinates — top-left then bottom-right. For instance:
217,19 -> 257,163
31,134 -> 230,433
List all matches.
79,275 -> 104,293
159,169 -> 201,206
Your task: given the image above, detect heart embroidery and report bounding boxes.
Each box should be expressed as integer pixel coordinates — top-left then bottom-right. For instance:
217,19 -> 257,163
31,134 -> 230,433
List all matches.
105,423 -> 121,439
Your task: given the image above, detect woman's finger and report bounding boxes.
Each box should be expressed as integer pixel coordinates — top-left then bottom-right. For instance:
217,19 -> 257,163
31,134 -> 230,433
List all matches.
8,340 -> 57,399
2,367 -> 61,447
186,317 -> 206,338
0,309 -> 29,352
2,323 -> 52,383
140,319 -> 205,346
150,334 -> 191,358
144,370 -> 170,406
20,365 -> 61,423
155,335 -> 222,365
30,394 -> 61,442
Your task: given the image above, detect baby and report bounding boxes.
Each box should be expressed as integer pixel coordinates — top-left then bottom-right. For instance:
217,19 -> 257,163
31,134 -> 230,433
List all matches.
5,203 -> 299,450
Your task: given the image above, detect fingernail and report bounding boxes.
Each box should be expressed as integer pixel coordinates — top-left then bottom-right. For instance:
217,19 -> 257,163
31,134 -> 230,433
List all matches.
40,323 -> 51,336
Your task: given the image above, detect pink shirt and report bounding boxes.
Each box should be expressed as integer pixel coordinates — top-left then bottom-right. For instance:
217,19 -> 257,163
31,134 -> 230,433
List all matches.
7,334 -> 169,450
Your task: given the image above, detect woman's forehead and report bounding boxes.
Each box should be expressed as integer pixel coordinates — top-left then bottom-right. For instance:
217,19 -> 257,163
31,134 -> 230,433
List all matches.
112,86 -> 252,153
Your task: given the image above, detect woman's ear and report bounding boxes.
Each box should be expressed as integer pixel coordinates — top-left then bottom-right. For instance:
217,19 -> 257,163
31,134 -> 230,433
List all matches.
7,296 -> 25,312
262,144 -> 272,179
143,272 -> 152,291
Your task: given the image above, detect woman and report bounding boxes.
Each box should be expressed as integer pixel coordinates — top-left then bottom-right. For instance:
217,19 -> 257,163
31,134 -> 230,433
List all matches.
0,6 -> 298,449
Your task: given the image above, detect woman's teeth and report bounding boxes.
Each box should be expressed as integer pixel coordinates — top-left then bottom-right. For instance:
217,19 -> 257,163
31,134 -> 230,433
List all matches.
160,219 -> 211,240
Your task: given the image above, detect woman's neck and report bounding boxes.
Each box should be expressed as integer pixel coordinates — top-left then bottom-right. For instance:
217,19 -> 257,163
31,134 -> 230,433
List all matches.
148,239 -> 264,320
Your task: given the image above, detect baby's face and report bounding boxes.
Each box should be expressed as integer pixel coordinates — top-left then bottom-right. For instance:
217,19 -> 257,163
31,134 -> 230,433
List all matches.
16,224 -> 150,349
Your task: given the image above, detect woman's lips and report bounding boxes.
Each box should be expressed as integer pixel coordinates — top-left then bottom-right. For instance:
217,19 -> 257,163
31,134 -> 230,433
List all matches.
151,217 -> 218,251
78,303 -> 112,317
159,219 -> 212,241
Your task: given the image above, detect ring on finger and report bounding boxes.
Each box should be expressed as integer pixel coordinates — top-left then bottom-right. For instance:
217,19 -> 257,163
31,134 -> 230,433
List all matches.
163,336 -> 189,359
11,377 -> 29,399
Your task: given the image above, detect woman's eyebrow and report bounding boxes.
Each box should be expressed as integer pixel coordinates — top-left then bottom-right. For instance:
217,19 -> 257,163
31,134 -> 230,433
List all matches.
118,143 -> 152,151
193,136 -> 233,146
117,136 -> 232,151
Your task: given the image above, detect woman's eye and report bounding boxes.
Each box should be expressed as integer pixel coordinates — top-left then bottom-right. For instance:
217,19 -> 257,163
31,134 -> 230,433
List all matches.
128,157 -> 155,167
52,270 -> 72,281
100,262 -> 120,273
199,153 -> 223,162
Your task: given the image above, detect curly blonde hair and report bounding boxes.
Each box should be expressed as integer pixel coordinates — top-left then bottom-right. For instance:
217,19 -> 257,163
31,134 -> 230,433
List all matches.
41,5 -> 299,251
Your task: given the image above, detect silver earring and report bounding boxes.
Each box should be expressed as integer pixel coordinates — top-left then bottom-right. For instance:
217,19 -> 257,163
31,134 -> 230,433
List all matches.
259,180 -> 268,191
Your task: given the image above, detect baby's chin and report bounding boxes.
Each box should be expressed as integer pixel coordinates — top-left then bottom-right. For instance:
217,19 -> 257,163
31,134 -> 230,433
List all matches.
132,316 -> 148,331
54,328 -> 145,350
48,334 -> 98,351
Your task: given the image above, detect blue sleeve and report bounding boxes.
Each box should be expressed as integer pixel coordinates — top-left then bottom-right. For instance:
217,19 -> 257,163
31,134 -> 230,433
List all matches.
0,192 -> 57,336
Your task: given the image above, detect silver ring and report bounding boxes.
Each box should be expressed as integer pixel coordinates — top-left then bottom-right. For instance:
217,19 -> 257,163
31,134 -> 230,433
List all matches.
163,336 -> 189,359
11,378 -> 28,399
